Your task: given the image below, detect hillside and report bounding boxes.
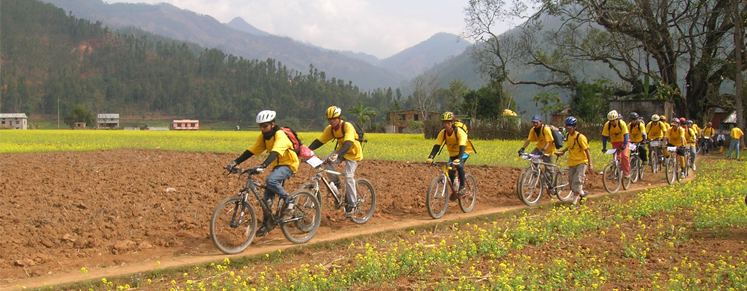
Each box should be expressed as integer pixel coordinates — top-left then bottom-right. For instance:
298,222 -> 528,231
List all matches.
379,33 -> 471,79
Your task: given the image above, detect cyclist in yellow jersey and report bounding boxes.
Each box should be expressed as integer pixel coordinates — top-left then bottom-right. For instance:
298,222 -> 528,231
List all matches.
601,110 -> 631,178
727,126 -> 744,159
307,106 -> 364,216
427,111 -> 475,199
702,122 -> 716,155
518,114 -> 557,179
628,112 -> 647,165
685,120 -> 698,169
554,116 -> 593,205
227,110 -> 299,236
663,118 -> 687,172
660,115 -> 671,132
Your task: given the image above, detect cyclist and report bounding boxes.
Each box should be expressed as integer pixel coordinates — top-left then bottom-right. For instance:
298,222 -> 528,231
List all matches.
663,118 -> 687,176
685,120 -> 698,169
702,122 -> 716,155
646,114 -> 666,166
306,106 -> 363,217
518,114 -> 557,181
628,112 -> 647,166
554,116 -> 593,205
727,126 -> 744,159
601,110 -> 631,179
660,115 -> 671,133
226,110 -> 299,237
427,111 -> 474,200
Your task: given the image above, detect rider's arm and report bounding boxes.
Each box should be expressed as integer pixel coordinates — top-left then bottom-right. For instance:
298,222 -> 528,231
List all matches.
428,145 -> 440,159
622,133 -> 629,147
336,140 -> 353,157
602,136 -> 609,149
260,152 -> 279,168
308,139 -> 324,151
457,145 -> 465,159
234,150 -> 254,164
585,148 -> 593,170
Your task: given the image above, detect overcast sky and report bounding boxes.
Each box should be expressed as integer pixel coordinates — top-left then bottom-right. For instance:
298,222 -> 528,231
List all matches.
104,0 -> 517,59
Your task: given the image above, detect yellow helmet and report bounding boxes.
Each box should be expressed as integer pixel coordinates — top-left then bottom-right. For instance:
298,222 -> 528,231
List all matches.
441,111 -> 455,121
325,106 -> 342,119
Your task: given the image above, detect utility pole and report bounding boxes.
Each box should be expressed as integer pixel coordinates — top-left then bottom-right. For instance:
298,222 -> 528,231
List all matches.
735,0 -> 744,129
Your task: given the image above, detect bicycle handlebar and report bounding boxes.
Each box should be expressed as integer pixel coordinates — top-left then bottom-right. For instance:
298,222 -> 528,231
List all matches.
223,165 -> 264,175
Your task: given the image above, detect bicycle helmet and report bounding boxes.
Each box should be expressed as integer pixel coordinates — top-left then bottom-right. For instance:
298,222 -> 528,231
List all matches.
255,110 -> 276,124
686,119 -> 693,125
671,117 -> 680,124
325,106 -> 342,119
629,112 -> 639,120
679,117 -> 686,124
564,116 -> 578,126
651,114 -> 660,122
607,110 -> 619,121
440,111 -> 455,121
660,115 -> 667,121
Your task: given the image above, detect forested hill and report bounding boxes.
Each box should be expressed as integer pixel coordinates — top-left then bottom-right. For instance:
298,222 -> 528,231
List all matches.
1,0 -> 394,129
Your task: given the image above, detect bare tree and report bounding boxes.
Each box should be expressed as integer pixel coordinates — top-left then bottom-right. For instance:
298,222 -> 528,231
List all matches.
411,72 -> 442,120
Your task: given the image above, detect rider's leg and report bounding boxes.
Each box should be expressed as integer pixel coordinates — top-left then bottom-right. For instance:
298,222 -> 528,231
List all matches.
613,142 -> 630,176
569,163 -> 588,204
343,160 -> 358,208
455,156 -> 468,194
264,166 -> 294,211
639,145 -> 648,164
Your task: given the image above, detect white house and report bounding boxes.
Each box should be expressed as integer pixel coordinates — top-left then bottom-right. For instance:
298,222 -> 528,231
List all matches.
0,113 -> 28,129
97,113 -> 120,129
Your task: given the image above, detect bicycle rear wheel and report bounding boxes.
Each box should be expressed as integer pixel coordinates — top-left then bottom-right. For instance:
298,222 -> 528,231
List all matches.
426,175 -> 449,219
210,196 -> 257,254
602,162 -> 621,193
554,168 -> 573,202
350,179 -> 376,224
458,174 -> 477,213
518,168 -> 542,206
281,191 -> 321,244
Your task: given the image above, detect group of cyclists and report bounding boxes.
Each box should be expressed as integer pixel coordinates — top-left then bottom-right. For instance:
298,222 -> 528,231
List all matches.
224,105 -> 742,237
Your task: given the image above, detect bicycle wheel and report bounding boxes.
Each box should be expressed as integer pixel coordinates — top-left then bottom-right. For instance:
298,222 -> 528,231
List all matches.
622,167 -> 632,190
554,168 -> 573,202
602,162 -> 621,193
677,157 -> 685,183
296,182 -> 322,208
210,196 -> 257,254
426,175 -> 449,219
651,150 -> 659,173
630,156 -> 641,183
281,191 -> 321,244
350,179 -> 376,224
518,168 -> 542,206
665,157 -> 676,185
458,174 -> 477,213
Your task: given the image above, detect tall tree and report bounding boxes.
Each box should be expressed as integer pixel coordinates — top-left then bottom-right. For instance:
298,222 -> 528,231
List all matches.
348,101 -> 378,130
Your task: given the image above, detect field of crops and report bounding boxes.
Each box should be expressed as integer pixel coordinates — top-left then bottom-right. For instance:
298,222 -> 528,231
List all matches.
0,130 -> 611,167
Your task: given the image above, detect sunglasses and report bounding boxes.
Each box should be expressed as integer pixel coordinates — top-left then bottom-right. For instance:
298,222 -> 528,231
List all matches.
259,123 -> 272,129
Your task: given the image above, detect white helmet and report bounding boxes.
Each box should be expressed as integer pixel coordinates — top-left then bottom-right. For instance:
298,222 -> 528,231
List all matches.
255,110 -> 276,124
607,110 -> 619,121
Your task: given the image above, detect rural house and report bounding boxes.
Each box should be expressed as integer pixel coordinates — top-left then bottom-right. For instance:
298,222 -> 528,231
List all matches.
171,119 -> 199,130
0,113 -> 28,129
97,113 -> 120,129
386,110 -> 439,133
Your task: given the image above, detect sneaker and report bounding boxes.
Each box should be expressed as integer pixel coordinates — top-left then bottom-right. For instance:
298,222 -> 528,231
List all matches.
458,187 -> 467,195
623,174 -> 631,179
571,195 -> 580,205
256,224 -> 270,237
281,202 -> 294,219
343,206 -> 354,218
580,190 -> 588,198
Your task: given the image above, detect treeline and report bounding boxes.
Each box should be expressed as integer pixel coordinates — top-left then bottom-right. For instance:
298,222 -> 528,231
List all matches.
0,0 -> 396,130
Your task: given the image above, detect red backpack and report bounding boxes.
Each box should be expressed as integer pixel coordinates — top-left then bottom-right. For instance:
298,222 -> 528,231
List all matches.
279,127 -> 303,155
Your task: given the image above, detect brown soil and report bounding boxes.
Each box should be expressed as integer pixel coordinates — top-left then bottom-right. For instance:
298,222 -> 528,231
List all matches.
0,149 -> 683,289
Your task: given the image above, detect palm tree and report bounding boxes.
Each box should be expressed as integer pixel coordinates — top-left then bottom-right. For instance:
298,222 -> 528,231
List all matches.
348,101 -> 377,130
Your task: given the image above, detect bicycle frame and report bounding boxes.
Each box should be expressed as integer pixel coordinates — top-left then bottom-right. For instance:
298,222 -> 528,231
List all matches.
307,164 -> 347,207
233,168 -> 298,227
432,161 -> 458,194
520,153 -> 561,191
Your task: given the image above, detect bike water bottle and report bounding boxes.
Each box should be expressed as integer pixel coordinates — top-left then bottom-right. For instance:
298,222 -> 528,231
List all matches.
454,177 -> 460,190
329,182 -> 339,195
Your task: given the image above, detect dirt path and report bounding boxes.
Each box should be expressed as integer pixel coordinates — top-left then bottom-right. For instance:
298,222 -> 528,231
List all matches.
0,149 -> 687,289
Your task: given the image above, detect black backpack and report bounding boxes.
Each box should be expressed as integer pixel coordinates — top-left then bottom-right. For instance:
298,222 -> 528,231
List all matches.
334,120 -> 367,150
541,125 -> 564,148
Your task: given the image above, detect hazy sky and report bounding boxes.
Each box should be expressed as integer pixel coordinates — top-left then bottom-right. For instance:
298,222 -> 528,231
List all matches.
104,0 -> 516,59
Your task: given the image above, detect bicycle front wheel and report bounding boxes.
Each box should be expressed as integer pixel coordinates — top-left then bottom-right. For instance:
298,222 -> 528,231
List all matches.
630,156 -> 641,183
458,174 -> 477,213
210,196 -> 257,254
350,179 -> 376,224
426,175 -> 449,219
602,162 -> 620,193
665,157 -> 676,185
281,191 -> 321,244
518,168 -> 542,206
554,168 -> 573,202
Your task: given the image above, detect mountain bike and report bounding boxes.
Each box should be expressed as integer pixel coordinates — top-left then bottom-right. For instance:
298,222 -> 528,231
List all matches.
602,149 -> 631,193
426,161 -> 477,219
296,158 -> 376,224
516,153 -> 572,206
629,143 -> 645,183
664,146 -> 684,185
700,136 -> 712,155
210,166 -> 321,254
649,139 -> 664,173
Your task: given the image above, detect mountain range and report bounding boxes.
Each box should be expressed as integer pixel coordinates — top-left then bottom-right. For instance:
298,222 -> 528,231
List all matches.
42,0 -> 471,90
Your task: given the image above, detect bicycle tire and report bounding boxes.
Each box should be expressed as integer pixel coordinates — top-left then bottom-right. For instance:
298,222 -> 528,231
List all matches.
665,157 -> 676,185
554,168 -> 573,202
630,156 -> 640,183
210,196 -> 257,254
281,191 -> 321,244
677,157 -> 685,183
516,168 -> 530,201
518,168 -> 542,206
296,182 -> 320,207
651,150 -> 659,173
350,179 -> 376,224
426,175 -> 449,219
458,174 -> 477,213
602,162 -> 620,193
622,167 -> 632,190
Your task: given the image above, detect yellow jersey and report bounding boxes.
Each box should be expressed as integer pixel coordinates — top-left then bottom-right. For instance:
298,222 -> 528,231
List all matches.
435,127 -> 474,157
527,125 -> 556,155
629,122 -> 646,143
317,120 -> 363,161
666,126 -> 686,147
248,129 -> 300,173
565,131 -> 590,167
602,120 -> 629,143
702,126 -> 715,138
731,127 -> 744,139
646,121 -> 667,140
685,127 -> 697,145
